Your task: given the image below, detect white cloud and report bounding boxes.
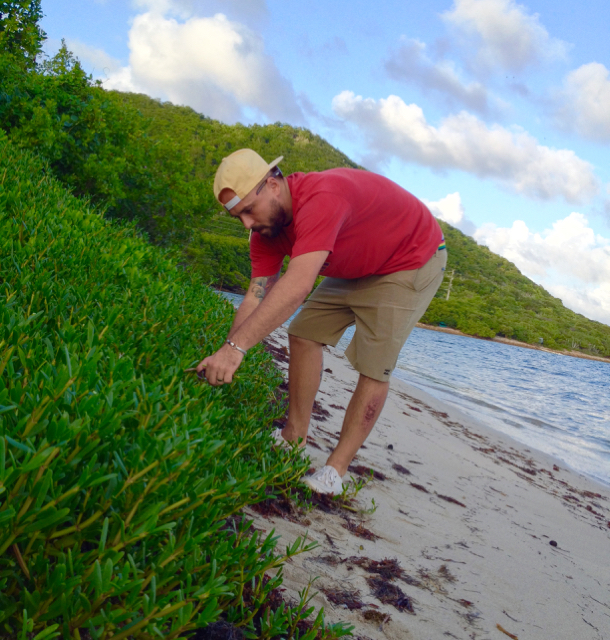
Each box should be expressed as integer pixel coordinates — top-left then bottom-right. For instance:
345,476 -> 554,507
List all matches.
555,63 -> 610,143
332,91 -> 598,204
545,283 -> 610,328
385,38 -> 492,114
425,192 -> 476,235
442,0 -> 568,73
100,67 -> 139,93
474,213 -> 610,324
103,11 -> 302,124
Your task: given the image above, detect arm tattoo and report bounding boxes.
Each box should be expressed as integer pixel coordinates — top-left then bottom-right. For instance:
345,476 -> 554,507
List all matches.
251,269 -> 281,302
251,277 -> 267,301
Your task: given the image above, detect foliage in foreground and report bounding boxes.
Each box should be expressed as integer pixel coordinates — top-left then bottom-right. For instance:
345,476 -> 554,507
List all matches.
0,137 -> 352,639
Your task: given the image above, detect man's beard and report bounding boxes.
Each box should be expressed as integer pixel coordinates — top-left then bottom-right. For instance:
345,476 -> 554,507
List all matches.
254,200 -> 289,239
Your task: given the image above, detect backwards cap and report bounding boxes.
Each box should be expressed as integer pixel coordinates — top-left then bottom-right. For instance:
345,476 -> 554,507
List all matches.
213,149 -> 283,211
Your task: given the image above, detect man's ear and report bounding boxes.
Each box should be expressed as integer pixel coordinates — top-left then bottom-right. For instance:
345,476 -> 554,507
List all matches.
268,176 -> 284,198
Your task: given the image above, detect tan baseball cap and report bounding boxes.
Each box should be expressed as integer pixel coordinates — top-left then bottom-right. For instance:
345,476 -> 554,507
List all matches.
213,149 -> 283,211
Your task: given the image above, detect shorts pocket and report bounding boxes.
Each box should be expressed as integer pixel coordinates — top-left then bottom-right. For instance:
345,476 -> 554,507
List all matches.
412,251 -> 446,291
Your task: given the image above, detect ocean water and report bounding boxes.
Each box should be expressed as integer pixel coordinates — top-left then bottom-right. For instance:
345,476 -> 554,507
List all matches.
220,292 -> 610,487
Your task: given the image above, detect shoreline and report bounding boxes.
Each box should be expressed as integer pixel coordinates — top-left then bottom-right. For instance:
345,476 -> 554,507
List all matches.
253,328 -> 610,640
216,289 -> 610,364
416,322 -> 610,364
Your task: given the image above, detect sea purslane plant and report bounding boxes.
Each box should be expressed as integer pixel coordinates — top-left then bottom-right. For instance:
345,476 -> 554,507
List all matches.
0,136 -> 345,639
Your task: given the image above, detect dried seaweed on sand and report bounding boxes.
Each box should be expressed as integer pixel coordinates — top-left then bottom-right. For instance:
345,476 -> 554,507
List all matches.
366,575 -> 415,613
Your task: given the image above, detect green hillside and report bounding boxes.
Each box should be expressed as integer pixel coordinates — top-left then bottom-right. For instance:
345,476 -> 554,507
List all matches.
116,92 -> 362,180
113,92 -> 362,290
421,222 -> 610,355
113,94 -> 610,357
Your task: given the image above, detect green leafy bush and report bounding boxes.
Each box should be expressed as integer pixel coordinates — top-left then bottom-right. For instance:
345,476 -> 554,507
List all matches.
187,232 -> 251,292
0,138 -> 342,639
0,45 -> 209,244
0,0 -> 45,67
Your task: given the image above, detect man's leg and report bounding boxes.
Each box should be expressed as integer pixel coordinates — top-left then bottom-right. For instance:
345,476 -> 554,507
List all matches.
280,334 -> 324,445
325,374 -> 389,476
304,251 -> 446,492
323,251 -> 446,475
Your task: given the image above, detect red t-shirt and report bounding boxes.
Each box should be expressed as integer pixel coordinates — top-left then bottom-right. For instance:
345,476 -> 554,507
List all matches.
250,169 -> 443,279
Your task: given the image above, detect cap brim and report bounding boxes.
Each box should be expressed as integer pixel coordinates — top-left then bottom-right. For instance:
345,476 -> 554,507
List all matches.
268,156 -> 283,170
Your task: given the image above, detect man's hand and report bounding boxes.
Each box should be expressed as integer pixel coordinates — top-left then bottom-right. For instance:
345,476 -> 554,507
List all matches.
196,251 -> 329,385
197,343 -> 243,386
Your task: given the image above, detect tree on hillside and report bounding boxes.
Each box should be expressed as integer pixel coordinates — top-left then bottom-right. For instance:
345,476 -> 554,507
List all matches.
0,0 -> 45,66
0,38 -> 207,244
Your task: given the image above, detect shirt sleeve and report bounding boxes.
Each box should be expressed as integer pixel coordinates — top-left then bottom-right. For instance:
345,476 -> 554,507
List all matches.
291,193 -> 350,259
250,232 -> 285,278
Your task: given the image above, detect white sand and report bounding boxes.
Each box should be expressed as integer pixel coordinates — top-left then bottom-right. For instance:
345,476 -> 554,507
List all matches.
249,328 -> 610,640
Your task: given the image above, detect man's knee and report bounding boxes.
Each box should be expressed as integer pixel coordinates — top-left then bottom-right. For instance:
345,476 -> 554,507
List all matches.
289,333 -> 324,350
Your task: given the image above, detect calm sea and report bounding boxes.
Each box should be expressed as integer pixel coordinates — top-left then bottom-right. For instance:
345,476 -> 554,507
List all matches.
220,292 -> 610,487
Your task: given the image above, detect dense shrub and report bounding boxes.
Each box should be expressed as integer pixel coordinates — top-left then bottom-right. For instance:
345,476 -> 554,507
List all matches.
0,138 -> 347,639
0,45 -> 209,244
0,0 -> 45,67
187,233 -> 251,292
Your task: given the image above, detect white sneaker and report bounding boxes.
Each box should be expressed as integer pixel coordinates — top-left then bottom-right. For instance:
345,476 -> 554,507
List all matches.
303,465 -> 344,496
271,428 -> 305,450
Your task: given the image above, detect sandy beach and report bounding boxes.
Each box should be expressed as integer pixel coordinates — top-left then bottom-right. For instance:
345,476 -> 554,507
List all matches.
250,327 -> 610,640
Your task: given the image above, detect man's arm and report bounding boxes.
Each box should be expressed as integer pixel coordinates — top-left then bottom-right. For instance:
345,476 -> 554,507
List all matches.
231,251 -> 328,349
228,270 -> 281,338
198,251 -> 329,385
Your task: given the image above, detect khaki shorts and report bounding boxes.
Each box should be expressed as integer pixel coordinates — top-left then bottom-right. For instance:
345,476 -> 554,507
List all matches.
288,248 -> 447,381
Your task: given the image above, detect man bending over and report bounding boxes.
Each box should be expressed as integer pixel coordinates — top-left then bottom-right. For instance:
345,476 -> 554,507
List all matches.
197,149 -> 446,495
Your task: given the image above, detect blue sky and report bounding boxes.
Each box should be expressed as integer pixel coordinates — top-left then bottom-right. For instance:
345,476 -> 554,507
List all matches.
41,0 -> 610,325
